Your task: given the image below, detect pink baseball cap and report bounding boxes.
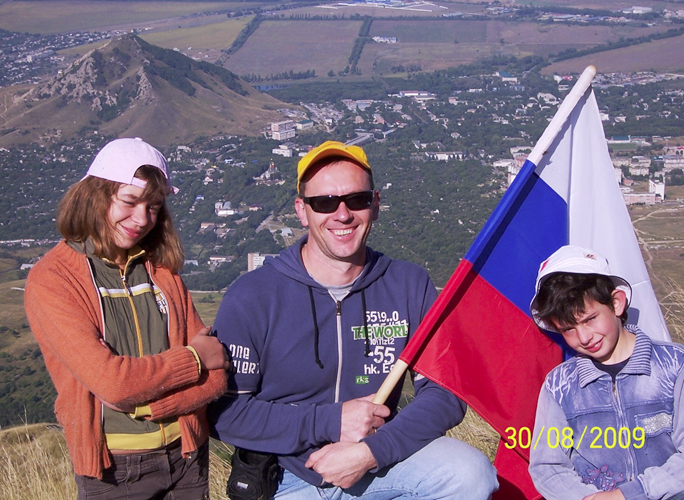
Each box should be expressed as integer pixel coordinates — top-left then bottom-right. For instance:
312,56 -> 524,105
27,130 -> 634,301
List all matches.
84,138 -> 178,194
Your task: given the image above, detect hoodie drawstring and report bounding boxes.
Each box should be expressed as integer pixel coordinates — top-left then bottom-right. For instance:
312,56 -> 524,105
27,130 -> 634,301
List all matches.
308,286 -> 371,367
308,286 -> 324,369
361,288 -> 370,357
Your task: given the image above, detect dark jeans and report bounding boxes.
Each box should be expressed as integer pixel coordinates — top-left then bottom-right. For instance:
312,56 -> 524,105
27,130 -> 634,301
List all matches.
75,439 -> 209,500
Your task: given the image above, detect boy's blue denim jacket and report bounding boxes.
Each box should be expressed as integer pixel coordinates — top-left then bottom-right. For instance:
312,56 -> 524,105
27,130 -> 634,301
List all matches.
529,329 -> 684,500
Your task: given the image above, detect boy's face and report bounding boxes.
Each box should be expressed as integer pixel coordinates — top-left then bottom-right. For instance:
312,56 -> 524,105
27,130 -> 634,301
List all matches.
552,290 -> 629,364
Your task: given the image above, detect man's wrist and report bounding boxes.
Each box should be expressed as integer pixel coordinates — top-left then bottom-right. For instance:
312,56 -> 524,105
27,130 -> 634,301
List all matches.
358,441 -> 377,472
314,402 -> 343,444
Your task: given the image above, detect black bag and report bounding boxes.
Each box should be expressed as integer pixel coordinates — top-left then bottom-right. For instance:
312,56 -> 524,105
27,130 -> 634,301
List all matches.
227,448 -> 281,500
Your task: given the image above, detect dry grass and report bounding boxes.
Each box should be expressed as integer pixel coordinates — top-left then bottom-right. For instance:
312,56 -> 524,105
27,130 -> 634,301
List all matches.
630,190 -> 684,344
0,420 -> 494,500
0,423 -> 76,499
0,424 -> 234,500
661,277 -> 684,345
209,440 -> 234,500
448,410 -> 500,462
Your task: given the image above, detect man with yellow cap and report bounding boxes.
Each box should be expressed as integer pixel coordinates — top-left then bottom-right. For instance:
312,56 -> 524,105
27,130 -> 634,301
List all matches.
209,141 -> 498,499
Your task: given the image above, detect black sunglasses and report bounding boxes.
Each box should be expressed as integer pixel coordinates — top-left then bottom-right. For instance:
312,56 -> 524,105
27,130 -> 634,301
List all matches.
302,191 -> 374,214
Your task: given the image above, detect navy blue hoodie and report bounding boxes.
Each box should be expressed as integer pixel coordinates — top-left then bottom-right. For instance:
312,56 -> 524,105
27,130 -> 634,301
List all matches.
209,237 -> 466,486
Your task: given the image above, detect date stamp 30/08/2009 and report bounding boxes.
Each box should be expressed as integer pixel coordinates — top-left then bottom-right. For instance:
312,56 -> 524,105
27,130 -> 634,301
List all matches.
504,426 -> 646,450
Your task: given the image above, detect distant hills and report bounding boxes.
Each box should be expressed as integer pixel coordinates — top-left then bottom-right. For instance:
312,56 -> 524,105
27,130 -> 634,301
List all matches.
0,35 -> 288,147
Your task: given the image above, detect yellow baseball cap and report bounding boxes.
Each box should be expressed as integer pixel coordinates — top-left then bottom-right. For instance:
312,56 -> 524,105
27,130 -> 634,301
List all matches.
297,141 -> 371,193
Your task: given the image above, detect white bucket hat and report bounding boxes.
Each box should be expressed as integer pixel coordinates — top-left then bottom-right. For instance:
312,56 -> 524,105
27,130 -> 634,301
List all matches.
84,137 -> 178,193
530,245 -> 632,332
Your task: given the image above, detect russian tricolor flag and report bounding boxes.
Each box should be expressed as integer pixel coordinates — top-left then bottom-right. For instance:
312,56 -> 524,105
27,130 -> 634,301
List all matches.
396,67 -> 670,499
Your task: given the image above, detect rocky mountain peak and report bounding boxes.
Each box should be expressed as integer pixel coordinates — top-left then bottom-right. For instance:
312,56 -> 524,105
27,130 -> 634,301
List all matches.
0,34 -> 288,147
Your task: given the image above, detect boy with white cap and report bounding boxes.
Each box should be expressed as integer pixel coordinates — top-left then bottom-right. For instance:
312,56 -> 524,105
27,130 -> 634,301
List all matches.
528,245 -> 684,500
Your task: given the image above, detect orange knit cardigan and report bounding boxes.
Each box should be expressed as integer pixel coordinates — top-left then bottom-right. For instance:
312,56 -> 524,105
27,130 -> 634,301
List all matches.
25,241 -> 227,479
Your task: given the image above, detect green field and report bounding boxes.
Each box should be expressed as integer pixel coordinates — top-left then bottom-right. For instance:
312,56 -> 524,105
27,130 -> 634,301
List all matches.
3,0 -> 680,79
369,19 -> 665,47
543,34 -> 684,74
0,248 -> 44,350
139,17 -> 250,63
0,280 -> 27,336
224,19 -> 362,78
284,1 -> 487,19
361,41 -> 496,74
0,1 -> 242,35
358,20 -> 673,76
499,22 -> 665,47
517,0 -> 672,9
371,19 -> 488,43
226,0 -> 670,80
191,292 -> 222,326
609,143 -> 640,152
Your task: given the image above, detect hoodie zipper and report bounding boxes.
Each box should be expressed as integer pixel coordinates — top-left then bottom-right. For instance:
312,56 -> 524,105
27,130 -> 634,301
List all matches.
121,262 -> 167,445
146,262 -> 169,446
334,300 -> 343,403
120,270 -> 145,358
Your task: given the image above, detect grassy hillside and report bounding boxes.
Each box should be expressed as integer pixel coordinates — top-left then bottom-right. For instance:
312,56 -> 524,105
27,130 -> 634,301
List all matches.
0,249 -> 56,428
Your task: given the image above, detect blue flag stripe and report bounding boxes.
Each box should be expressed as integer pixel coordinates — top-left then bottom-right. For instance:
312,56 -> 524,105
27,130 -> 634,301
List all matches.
465,160 -> 568,317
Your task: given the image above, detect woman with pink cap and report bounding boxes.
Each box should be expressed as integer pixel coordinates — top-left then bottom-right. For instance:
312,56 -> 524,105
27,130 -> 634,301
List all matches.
24,137 -> 229,499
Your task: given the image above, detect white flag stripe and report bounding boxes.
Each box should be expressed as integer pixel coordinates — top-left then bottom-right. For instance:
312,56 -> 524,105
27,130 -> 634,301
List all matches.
537,88 -> 669,341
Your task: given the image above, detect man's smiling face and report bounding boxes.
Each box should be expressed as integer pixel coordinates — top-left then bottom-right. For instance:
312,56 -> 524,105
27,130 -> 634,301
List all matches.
295,159 -> 379,268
